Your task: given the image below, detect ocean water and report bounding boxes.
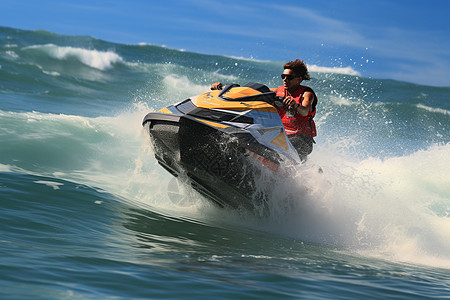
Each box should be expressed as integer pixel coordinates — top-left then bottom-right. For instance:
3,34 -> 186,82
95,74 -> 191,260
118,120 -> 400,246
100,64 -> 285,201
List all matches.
1,26 -> 449,299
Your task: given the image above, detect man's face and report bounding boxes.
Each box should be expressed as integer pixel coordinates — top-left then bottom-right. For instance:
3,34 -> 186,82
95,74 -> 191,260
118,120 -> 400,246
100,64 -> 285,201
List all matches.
282,69 -> 302,90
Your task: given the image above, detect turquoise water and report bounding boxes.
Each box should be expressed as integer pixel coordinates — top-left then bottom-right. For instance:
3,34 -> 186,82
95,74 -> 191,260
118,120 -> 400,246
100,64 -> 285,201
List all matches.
1,27 -> 449,299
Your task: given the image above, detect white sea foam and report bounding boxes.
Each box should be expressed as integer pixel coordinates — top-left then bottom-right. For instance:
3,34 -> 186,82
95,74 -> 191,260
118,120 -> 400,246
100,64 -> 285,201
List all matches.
416,104 -> 450,115
309,64 -> 361,76
34,180 -> 64,190
35,64 -> 61,76
199,141 -> 450,269
5,50 -> 19,59
211,69 -> 239,81
264,143 -> 450,269
162,74 -> 210,99
42,70 -> 61,77
0,163 -> 11,172
24,44 -> 124,70
329,94 -> 353,106
229,55 -> 269,62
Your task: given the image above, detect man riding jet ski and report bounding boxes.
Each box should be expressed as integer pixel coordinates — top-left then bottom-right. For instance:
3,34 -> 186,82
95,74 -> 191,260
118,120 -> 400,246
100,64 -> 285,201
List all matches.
211,59 -> 318,161
142,82 -> 303,210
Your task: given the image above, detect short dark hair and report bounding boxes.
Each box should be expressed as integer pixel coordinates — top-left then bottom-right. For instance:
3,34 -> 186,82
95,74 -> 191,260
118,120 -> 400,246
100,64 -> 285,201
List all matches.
283,59 -> 311,80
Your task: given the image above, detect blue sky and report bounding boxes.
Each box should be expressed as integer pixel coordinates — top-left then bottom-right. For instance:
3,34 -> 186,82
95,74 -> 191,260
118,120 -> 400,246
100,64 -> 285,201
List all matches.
1,0 -> 449,86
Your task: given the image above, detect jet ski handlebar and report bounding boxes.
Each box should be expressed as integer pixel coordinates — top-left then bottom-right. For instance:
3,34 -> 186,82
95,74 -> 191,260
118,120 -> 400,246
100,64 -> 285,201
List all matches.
217,82 -> 285,108
270,96 -> 285,108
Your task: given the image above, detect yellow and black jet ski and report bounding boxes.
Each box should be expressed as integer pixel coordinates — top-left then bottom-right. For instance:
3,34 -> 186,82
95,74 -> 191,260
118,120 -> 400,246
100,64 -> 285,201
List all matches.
142,82 -> 301,209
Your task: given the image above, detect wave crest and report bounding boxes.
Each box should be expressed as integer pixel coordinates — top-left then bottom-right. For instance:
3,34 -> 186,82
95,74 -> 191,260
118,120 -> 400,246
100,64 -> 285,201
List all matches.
24,44 -> 124,70
416,104 -> 450,115
309,64 -> 360,76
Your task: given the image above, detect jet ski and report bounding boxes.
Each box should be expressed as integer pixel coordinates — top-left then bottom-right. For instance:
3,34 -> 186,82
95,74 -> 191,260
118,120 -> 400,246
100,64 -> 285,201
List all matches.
142,82 -> 301,210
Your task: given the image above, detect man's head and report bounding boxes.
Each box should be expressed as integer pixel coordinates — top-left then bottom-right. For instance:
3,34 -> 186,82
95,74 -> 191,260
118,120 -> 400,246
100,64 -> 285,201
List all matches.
283,59 -> 311,81
281,59 -> 309,91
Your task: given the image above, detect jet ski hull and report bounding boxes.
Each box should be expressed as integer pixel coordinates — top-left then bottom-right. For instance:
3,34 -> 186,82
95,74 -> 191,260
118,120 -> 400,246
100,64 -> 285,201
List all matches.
144,112 -> 277,209
143,83 -> 300,210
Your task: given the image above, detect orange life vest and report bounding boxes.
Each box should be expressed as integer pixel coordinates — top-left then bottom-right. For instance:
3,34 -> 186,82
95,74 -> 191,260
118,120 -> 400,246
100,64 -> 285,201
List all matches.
276,85 -> 317,137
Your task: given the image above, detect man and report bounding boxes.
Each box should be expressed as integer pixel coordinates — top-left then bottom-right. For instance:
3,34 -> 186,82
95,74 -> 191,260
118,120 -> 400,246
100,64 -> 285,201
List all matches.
211,59 -> 317,160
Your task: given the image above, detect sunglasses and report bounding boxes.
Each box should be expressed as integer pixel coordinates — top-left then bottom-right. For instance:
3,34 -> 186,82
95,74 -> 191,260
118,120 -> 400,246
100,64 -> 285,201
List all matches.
281,74 -> 297,80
